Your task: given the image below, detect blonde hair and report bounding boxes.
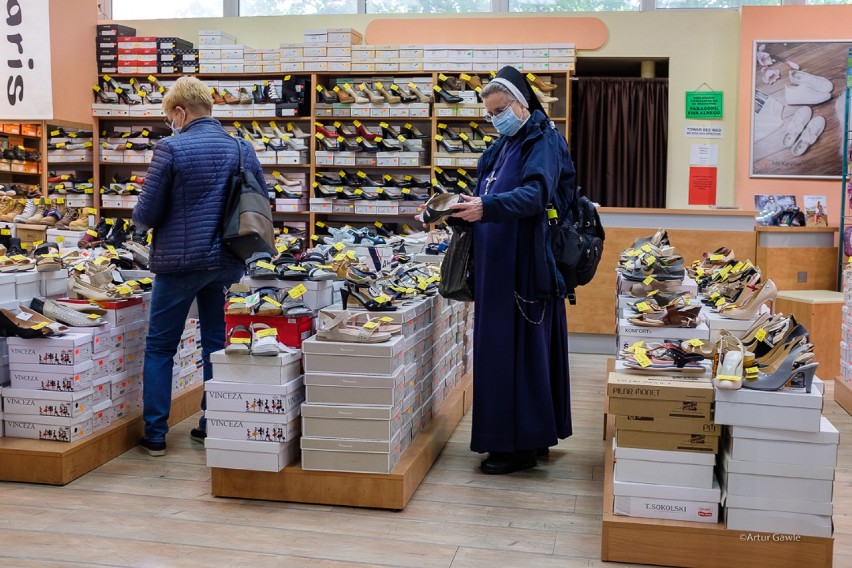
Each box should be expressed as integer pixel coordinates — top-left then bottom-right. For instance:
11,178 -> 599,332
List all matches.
162,76 -> 213,115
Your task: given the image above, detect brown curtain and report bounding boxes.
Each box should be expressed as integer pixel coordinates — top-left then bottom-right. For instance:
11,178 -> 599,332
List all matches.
574,77 -> 668,208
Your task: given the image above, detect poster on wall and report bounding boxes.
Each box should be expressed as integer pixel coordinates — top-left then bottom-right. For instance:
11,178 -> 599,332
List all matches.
804,195 -> 829,226
0,0 -> 53,119
750,40 -> 852,179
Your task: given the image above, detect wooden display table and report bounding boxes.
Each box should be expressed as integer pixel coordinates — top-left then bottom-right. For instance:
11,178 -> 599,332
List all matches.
212,373 -> 473,511
776,289 -> 843,380
0,383 -> 203,485
834,377 -> 852,416
601,427 -> 834,567
756,226 -> 838,291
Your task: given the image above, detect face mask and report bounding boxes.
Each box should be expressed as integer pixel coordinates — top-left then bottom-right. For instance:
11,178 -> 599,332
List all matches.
492,105 -> 524,137
167,108 -> 184,135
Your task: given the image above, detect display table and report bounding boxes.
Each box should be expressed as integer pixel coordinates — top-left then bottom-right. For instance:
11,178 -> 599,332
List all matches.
211,373 -> 472,511
833,378 -> 852,416
756,226 -> 838,291
776,290 -> 843,380
0,383 -> 202,485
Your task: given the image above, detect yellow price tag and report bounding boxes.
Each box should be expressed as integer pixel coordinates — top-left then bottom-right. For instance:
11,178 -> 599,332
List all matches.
642,276 -> 654,285
379,317 -> 394,324
125,280 -> 139,287
333,242 -> 345,251
363,321 -> 379,330
256,261 -> 276,271
107,245 -> 117,254
262,295 -> 282,307
31,322 -> 47,331
754,328 -> 768,342
635,302 -> 651,313
288,284 -> 308,299
633,348 -> 652,368
709,254 -> 725,261
116,285 -> 133,295
626,341 -> 644,353
374,295 -> 391,304
229,337 -> 251,345
715,297 -> 727,307
229,297 -> 246,304
644,255 -> 656,266
255,327 -> 278,338
87,313 -> 101,320
346,250 -> 357,260
686,339 -> 704,347
641,244 -> 652,253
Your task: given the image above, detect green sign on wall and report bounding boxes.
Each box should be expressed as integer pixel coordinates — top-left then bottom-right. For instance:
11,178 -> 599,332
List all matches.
685,91 -> 724,120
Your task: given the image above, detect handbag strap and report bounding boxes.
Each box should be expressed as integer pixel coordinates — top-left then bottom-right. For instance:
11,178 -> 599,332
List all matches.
235,136 -> 244,173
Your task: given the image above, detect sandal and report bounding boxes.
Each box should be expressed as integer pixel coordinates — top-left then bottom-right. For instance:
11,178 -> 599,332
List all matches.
250,322 -> 298,356
628,305 -> 702,328
225,283 -> 252,315
254,288 -> 283,316
280,297 -> 313,317
623,344 -> 706,373
246,252 -> 277,280
316,310 -> 392,343
713,335 -> 745,390
224,325 -> 252,355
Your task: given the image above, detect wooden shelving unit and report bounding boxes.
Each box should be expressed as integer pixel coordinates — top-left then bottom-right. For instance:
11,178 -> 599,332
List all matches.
0,383 -> 202,485
212,373 -> 472,511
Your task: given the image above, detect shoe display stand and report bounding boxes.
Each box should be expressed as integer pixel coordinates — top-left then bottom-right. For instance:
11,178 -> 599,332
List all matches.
0,383 -> 201,485
211,371 -> 471,511
87,69 -> 570,242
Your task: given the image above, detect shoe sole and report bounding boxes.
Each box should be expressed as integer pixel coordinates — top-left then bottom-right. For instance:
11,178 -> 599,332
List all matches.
190,435 -> 205,444
141,447 -> 166,457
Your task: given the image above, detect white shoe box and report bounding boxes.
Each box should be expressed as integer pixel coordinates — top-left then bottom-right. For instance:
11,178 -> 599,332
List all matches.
3,410 -> 93,442
110,372 -> 133,399
92,349 -> 111,379
112,387 -> 141,419
9,359 -> 95,392
108,349 -> 126,375
617,318 -> 710,341
0,274 -> 15,301
613,440 -> 716,489
725,417 -> 839,468
616,274 -> 697,296
14,271 -> 39,301
613,476 -> 720,523
720,451 -> 834,503
714,385 -> 824,432
205,437 -> 299,472
124,320 -> 146,349
703,308 -> 766,343
2,387 -> 93,418
66,323 -> 113,354
125,350 -> 143,374
301,402 -> 403,442
206,407 -> 301,442
725,494 -> 832,538
211,350 -> 301,385
304,365 -> 405,407
92,399 -> 114,432
302,335 -> 405,375
300,431 -> 403,474
109,325 -> 125,351
205,375 -> 304,414
6,333 -> 93,366
92,376 -> 111,405
38,269 -> 69,297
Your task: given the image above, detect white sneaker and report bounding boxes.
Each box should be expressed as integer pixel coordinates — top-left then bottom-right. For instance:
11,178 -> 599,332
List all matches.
789,70 -> 833,94
791,115 -> 826,157
13,199 -> 36,222
782,106 -> 812,148
784,85 -> 831,106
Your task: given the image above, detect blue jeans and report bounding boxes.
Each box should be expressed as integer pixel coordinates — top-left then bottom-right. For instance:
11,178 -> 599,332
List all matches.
142,266 -> 244,442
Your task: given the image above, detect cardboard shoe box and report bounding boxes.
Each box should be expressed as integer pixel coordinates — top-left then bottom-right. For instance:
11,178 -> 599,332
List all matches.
205,407 -> 301,442
720,451 -> 834,503
2,387 -> 93,417
725,494 -> 832,538
302,335 -> 405,375
615,429 -> 719,453
211,349 -> 301,385
205,437 -> 299,472
608,397 -> 712,421
714,385 -> 823,432
4,411 -> 93,442
204,375 -> 304,414
607,373 -> 714,402
613,476 -> 720,523
300,432 -> 403,474
615,414 -> 720,437
614,439 -> 716,488
6,333 -> 93,366
9,359 -> 95,392
304,365 -> 405,406
301,402 -> 402,442
726,416 -> 839,468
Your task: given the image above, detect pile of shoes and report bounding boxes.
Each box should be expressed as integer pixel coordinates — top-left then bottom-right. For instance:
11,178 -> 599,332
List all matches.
316,80 -> 431,105
93,75 -> 169,105
618,229 -> 686,286
223,322 -> 301,357
434,122 -> 497,154
315,309 -> 399,344
0,196 -> 72,227
690,249 -> 777,321
313,169 -> 431,201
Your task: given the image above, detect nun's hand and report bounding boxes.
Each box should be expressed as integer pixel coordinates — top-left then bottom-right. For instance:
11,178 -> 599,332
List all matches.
449,195 -> 483,222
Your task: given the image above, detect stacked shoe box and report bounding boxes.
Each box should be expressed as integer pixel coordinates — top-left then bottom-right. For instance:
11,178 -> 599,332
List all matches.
198,29 -> 248,74
3,333 -> 95,442
172,318 -> 202,394
205,348 -> 303,472
0,336 -> 8,437
68,323 -> 113,432
116,36 -> 159,76
278,28 -> 363,73
96,24 -> 136,75
157,36 -> 197,75
244,49 -> 281,74
715,382 -> 836,537
301,332 -> 408,474
608,373 -> 722,523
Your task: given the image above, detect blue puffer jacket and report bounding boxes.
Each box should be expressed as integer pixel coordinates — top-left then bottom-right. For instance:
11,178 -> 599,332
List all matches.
133,116 -> 265,274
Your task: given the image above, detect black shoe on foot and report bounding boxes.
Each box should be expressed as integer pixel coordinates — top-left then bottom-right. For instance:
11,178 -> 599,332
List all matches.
536,447 -> 551,457
139,437 -> 166,456
190,428 -> 206,443
480,451 -> 537,475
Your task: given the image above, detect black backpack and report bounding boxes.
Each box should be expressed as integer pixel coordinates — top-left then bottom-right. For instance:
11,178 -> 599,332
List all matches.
548,185 -> 605,305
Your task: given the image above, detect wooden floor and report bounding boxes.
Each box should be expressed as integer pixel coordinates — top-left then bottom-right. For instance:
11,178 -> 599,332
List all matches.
1,353 -> 850,567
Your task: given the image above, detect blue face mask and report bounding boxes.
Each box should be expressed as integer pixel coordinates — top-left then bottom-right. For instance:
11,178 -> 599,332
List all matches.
492,105 -> 524,137
168,118 -> 182,135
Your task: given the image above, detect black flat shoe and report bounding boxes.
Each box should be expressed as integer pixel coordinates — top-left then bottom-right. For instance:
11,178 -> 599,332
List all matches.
190,428 -> 206,443
480,451 -> 537,475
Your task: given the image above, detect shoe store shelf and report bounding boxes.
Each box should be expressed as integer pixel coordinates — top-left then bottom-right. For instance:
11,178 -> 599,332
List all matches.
212,372 -> 473,510
89,71 -> 572,237
0,383 -> 202,486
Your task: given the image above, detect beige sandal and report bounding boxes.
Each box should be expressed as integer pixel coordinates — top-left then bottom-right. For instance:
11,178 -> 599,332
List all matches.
316,310 -> 392,343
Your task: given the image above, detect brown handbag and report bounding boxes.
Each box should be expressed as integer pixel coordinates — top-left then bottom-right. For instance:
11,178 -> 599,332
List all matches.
221,139 -> 276,260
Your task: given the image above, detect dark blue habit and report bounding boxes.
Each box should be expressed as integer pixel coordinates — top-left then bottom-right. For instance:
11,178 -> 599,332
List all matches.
469,110 -> 574,454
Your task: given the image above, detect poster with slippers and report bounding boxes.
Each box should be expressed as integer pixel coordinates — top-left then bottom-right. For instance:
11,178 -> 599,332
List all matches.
750,40 -> 852,178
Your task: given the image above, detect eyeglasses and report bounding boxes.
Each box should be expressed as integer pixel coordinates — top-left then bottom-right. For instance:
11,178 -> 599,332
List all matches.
483,100 -> 516,123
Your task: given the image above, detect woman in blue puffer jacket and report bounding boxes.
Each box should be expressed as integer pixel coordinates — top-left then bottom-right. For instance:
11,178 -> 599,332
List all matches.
133,76 -> 264,456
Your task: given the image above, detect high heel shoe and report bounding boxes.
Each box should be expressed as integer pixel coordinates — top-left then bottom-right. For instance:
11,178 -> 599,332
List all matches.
354,121 -> 378,140
390,84 -> 417,103
374,82 -> 401,104
436,136 -> 464,153
402,123 -> 428,139
406,83 -> 432,103
314,122 -> 338,138
381,123 -> 402,139
433,85 -> 464,104
713,336 -> 745,390
343,84 -> 369,104
526,73 -> 558,93
316,135 -> 340,151
316,85 -> 338,103
341,282 -> 397,312
334,85 -> 355,104
358,83 -> 384,104
420,192 -> 462,224
533,87 -> 558,104
719,279 -> 777,320
460,133 -> 487,153
439,74 -> 463,91
284,122 -> 310,139
743,342 -> 818,393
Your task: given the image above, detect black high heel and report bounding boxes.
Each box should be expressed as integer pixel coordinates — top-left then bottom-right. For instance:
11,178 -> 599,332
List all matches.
402,123 -> 428,139
316,134 -> 339,151
437,124 -> 462,140
341,283 -> 397,312
357,137 -> 380,153
436,136 -> 464,153
381,123 -> 402,139
317,85 -> 338,104
433,85 -> 463,104
390,83 -> 418,103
